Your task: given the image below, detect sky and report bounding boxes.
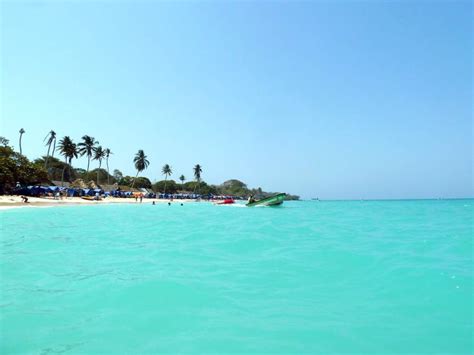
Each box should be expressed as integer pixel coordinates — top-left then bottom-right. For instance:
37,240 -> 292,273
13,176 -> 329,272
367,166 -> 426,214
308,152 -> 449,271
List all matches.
0,0 -> 472,200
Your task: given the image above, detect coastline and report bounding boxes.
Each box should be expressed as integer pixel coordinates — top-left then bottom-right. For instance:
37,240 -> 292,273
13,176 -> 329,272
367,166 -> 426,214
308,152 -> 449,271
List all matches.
0,195 -> 200,210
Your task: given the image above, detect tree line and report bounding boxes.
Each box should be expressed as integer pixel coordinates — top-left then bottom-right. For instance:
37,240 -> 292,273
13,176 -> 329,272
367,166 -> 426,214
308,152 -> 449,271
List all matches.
1,129 -> 299,199
1,129 -> 204,194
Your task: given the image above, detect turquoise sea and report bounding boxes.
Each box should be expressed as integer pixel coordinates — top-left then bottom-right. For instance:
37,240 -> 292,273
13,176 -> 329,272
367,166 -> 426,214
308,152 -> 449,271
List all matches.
1,200 -> 472,353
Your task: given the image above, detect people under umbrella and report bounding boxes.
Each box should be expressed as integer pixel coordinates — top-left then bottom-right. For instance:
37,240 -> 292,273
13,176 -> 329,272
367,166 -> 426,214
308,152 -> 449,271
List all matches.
12,185 -> 242,202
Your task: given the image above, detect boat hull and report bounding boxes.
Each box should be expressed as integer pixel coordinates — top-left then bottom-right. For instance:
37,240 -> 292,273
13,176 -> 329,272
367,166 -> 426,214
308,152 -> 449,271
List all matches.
246,193 -> 286,207
215,199 -> 235,205
81,196 -> 101,201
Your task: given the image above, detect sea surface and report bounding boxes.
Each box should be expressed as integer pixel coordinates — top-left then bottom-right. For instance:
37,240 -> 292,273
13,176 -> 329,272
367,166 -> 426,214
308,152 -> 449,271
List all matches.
0,200 -> 472,353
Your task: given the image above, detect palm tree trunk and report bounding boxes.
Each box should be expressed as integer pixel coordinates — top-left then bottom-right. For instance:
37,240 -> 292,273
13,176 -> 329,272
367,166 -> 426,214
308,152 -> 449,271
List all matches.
87,156 -> 90,172
51,139 -> 56,159
106,158 -> 110,185
19,134 -> 23,155
97,161 -> 102,186
131,171 -> 139,189
193,180 -> 200,194
61,157 -> 67,187
44,144 -> 51,169
68,158 -> 73,186
164,176 -> 168,194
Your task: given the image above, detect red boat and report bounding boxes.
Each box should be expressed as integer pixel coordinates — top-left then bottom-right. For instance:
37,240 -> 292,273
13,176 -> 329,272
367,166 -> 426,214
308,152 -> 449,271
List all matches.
215,199 -> 235,205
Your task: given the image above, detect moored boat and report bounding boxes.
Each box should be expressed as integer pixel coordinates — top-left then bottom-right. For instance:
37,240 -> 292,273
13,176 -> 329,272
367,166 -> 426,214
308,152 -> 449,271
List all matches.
246,193 -> 286,207
81,196 -> 101,201
215,199 -> 235,205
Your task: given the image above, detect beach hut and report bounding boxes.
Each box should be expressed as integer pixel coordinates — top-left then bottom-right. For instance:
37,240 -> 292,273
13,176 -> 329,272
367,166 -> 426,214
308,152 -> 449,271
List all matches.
87,180 -> 99,189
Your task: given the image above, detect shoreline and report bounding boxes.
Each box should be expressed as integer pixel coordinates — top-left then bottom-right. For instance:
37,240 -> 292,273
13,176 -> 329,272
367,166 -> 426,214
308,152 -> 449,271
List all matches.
0,196 -> 202,210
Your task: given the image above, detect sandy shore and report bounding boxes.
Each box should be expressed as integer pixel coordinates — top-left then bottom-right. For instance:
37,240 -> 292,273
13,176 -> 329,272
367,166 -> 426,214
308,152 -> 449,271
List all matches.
0,195 -> 200,210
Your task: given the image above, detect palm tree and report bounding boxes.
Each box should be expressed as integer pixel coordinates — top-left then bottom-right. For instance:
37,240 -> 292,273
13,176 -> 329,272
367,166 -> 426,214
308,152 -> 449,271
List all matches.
93,146 -> 106,186
193,164 -> 202,194
0,136 -> 9,146
104,148 -> 112,184
18,128 -> 25,155
162,164 -> 172,194
57,136 -> 78,186
179,175 -> 185,191
43,130 -> 56,169
78,135 -> 99,172
131,150 -> 150,188
68,143 -> 79,184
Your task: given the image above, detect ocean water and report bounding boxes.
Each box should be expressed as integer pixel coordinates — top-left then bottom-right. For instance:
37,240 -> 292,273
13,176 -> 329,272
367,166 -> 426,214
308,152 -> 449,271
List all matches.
0,200 -> 472,353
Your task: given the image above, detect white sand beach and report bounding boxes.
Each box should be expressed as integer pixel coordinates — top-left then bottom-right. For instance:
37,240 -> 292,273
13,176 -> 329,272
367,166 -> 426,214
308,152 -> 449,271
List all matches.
0,195 -> 199,210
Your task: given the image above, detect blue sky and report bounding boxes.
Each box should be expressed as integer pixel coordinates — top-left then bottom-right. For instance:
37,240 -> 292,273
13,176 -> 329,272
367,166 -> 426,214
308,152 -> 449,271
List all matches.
1,1 -> 472,199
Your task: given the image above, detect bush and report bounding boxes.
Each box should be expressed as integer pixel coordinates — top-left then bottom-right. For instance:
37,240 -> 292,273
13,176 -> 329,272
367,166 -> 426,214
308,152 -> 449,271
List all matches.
132,176 -> 152,188
79,169 -> 116,185
35,156 -> 76,182
0,145 -> 49,194
153,180 -> 178,193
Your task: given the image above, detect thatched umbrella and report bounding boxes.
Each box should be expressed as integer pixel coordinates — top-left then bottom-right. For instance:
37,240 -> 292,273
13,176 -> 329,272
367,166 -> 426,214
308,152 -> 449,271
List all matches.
87,180 -> 98,189
70,179 -> 87,189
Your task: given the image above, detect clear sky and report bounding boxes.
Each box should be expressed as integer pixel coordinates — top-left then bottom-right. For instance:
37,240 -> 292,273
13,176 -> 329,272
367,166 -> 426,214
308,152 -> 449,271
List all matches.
1,0 -> 472,199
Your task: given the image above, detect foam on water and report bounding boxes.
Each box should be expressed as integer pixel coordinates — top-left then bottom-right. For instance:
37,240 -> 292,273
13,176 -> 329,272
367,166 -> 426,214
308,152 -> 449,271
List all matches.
0,200 -> 472,353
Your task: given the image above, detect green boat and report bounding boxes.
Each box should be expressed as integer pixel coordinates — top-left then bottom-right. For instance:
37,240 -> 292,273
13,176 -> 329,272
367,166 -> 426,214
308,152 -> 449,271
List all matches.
246,193 -> 286,207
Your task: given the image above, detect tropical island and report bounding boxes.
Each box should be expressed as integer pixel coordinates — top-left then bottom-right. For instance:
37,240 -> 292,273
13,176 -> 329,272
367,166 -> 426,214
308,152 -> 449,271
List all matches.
0,130 -> 300,201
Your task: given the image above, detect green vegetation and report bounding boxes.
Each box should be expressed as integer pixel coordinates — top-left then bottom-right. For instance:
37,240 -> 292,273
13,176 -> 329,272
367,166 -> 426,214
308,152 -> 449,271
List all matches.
162,164 -> 172,194
0,131 -> 299,200
206,179 -> 300,200
57,136 -> 79,186
113,169 -> 123,182
93,146 -> 106,185
83,169 -> 115,185
43,130 -> 56,170
0,139 -> 48,194
35,156 -> 76,182
131,150 -> 149,188
18,128 -> 25,155
0,137 -> 10,146
104,148 -> 112,184
153,179 -> 178,194
131,177 -> 152,189
78,135 -> 99,172
193,164 -> 202,193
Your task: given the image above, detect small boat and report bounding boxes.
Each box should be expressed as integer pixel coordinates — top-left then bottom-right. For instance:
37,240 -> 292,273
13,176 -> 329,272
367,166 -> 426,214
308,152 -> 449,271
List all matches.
215,199 -> 235,205
246,193 -> 286,207
81,196 -> 101,201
